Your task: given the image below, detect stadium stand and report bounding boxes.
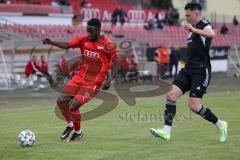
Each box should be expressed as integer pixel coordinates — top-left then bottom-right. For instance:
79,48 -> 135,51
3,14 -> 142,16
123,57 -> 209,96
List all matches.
0,0 -> 240,84
1,23 -> 240,47
10,0 -> 52,4
0,4 -> 61,14
0,0 -> 124,14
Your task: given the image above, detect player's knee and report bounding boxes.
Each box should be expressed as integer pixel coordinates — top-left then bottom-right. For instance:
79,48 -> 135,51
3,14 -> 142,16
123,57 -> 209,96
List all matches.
69,99 -> 82,112
56,95 -> 70,104
166,91 -> 177,101
188,100 -> 201,113
56,96 -> 64,104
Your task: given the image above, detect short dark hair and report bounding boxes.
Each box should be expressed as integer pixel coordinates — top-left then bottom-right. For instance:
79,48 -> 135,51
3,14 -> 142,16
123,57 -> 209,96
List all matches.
87,18 -> 101,29
184,2 -> 202,11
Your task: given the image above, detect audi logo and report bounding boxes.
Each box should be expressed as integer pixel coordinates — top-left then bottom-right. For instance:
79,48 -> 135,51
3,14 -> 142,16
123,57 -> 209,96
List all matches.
127,10 -> 146,23
84,50 -> 100,59
81,8 -> 101,21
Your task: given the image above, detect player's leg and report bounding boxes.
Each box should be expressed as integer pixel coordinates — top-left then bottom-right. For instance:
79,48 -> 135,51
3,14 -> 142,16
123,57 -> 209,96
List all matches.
68,85 -> 100,142
157,63 -> 161,78
56,94 -> 73,124
174,63 -> 178,77
68,98 -> 83,142
150,68 -> 190,140
160,63 -> 168,78
189,68 -> 228,142
57,77 -> 80,140
188,97 -> 228,142
169,63 -> 173,77
150,85 -> 183,140
56,94 -> 74,140
164,85 -> 183,129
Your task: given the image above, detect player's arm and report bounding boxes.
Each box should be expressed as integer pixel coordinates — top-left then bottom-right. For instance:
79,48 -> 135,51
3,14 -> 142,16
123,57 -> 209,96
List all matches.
184,23 -> 215,38
111,52 -> 127,80
102,53 -> 126,90
102,62 -> 119,90
154,49 -> 159,61
31,61 -> 40,72
109,60 -> 120,81
42,38 -> 69,49
154,55 -> 158,62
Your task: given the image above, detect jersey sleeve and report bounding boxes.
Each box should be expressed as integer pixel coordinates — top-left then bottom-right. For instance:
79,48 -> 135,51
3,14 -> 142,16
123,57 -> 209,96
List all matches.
200,19 -> 212,29
103,38 -> 118,62
109,47 -> 118,62
68,35 -> 86,49
203,25 -> 212,30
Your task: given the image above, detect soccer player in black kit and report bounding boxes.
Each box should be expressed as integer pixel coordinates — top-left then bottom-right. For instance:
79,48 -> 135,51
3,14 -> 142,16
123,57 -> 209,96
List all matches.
150,3 -> 228,142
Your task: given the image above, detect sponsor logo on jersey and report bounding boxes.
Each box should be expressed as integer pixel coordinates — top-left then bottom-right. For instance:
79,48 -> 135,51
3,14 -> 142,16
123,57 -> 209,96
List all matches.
196,86 -> 201,90
84,50 -> 100,59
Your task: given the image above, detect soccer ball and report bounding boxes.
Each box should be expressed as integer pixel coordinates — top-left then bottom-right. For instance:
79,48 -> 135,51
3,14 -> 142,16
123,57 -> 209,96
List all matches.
18,130 -> 36,147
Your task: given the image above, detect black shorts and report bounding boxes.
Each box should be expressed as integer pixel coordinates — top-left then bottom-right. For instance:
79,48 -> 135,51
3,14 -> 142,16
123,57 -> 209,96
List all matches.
173,66 -> 211,98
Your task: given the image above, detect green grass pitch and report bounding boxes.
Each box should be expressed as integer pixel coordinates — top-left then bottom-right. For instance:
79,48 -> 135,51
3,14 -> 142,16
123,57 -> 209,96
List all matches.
0,75 -> 240,160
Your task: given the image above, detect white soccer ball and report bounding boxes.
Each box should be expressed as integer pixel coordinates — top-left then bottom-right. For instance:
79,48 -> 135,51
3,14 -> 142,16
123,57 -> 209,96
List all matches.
18,130 -> 36,147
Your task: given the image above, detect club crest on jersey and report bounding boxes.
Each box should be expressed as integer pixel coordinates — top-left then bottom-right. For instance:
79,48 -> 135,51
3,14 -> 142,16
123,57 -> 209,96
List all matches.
97,46 -> 104,50
84,50 -> 100,59
83,92 -> 90,99
202,19 -> 208,24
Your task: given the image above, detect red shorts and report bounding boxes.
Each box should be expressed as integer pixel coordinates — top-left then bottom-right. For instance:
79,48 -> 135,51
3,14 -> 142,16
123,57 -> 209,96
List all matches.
63,78 -> 102,105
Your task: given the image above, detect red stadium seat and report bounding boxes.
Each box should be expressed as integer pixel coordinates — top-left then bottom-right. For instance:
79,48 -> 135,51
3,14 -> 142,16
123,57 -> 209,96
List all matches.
1,23 -> 240,47
0,4 -> 60,14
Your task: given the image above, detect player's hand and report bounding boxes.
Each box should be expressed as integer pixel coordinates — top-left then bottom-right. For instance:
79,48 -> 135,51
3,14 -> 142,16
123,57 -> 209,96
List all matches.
184,23 -> 196,32
42,37 -> 51,45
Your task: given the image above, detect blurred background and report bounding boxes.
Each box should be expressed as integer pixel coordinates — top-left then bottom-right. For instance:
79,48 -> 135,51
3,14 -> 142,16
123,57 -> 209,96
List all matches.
0,0 -> 240,89
0,2 -> 240,159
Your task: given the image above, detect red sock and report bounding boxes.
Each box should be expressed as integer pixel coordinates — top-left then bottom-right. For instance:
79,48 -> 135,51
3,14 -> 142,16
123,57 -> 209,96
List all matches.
57,101 -> 72,123
70,109 -> 81,131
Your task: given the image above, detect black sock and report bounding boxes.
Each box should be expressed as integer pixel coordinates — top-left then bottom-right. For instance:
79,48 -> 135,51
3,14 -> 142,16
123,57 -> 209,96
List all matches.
197,105 -> 218,124
164,100 -> 176,126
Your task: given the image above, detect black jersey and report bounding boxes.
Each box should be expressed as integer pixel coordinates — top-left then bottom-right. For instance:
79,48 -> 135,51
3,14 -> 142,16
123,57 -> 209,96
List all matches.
186,19 -> 213,67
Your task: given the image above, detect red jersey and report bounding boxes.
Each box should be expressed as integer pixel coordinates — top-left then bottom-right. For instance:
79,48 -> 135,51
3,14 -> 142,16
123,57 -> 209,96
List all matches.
39,60 -> 48,73
25,60 -> 40,77
67,35 -> 116,86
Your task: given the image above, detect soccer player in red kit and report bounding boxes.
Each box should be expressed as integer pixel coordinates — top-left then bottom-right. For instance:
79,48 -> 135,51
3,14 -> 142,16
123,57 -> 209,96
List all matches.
25,55 -> 40,77
39,55 -> 50,77
42,18 -> 118,142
